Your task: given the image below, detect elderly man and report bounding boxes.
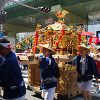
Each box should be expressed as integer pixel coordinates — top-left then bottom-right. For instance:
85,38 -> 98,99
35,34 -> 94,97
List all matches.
0,38 -> 26,100
76,44 -> 99,100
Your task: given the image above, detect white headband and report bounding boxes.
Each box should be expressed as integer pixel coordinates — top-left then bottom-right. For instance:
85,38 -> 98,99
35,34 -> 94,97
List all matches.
0,43 -> 11,48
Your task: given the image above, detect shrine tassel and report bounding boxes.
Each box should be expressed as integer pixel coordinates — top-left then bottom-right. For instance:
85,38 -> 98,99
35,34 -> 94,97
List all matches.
78,33 -> 82,44
55,29 -> 65,45
32,31 -> 39,53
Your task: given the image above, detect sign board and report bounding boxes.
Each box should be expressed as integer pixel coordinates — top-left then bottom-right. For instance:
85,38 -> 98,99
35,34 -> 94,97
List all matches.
89,37 -> 99,45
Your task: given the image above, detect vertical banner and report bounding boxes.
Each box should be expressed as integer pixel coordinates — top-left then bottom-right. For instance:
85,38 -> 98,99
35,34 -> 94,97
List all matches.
55,29 -> 65,46
78,33 -> 81,44
32,31 -> 39,53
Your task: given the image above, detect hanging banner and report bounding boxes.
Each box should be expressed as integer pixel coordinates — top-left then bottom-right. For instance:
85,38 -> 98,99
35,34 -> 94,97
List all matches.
32,31 -> 39,53
55,29 -> 65,46
78,33 -> 82,43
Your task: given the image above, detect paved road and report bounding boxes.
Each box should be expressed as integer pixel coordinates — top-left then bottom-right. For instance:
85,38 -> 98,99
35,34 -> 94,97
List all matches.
0,89 -> 99,100
25,89 -> 100,100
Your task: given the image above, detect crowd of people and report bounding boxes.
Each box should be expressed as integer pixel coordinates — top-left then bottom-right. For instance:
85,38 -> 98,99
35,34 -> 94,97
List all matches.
0,37 -> 99,100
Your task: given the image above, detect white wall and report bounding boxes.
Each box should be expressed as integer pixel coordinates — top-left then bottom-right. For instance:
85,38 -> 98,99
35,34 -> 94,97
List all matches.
88,24 -> 100,36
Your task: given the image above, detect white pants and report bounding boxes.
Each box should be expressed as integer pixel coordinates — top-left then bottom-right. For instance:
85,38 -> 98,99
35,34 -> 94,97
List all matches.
5,95 -> 25,100
42,87 -> 56,100
0,87 -> 2,96
78,80 -> 92,91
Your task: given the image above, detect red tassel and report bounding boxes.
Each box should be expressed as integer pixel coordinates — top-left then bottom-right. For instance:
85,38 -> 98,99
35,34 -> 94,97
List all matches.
78,33 -> 81,43
32,31 -> 39,53
55,30 -> 65,46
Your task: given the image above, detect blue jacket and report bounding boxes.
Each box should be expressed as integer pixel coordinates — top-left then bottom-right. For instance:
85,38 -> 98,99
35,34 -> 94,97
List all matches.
77,55 -> 99,78
39,55 -> 57,89
0,56 -> 5,66
0,51 -> 26,99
